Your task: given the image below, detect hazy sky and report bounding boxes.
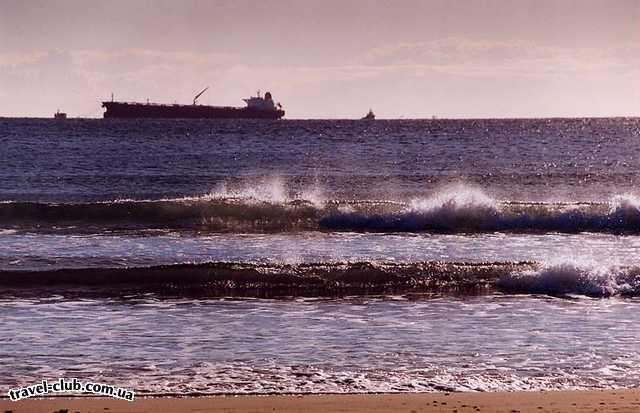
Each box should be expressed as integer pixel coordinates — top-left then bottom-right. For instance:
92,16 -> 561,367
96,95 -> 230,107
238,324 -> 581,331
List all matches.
1,0 -> 639,118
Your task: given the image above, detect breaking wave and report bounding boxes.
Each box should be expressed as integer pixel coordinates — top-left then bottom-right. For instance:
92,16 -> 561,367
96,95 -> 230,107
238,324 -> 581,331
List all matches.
0,261 -> 525,298
498,260 -> 640,297
3,183 -> 640,234
320,185 -> 640,233
2,259 -> 639,298
0,198 -> 322,232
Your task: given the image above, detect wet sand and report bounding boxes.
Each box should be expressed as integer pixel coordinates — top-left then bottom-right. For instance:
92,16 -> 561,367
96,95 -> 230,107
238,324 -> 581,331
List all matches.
2,390 -> 640,413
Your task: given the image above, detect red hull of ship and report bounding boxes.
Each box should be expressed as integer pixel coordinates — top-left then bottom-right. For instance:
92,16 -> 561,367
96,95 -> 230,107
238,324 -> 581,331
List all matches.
102,102 -> 284,119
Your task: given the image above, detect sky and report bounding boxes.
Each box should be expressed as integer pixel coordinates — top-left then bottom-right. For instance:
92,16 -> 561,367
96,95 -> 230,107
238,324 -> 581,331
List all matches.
0,0 -> 639,118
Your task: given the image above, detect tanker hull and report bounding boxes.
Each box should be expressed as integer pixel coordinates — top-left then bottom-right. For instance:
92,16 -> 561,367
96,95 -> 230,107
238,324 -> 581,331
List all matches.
102,102 -> 285,119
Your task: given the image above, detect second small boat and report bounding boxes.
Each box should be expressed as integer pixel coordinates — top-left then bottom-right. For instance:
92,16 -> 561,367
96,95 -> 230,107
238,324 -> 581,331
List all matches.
361,109 -> 375,120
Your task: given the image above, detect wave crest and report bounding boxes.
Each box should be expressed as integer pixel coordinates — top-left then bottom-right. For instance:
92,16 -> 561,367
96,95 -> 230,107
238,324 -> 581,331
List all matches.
321,185 -> 502,231
498,261 -> 640,297
320,187 -> 640,233
0,260 -> 529,298
5,184 -> 640,234
201,177 -> 325,207
4,259 -> 640,298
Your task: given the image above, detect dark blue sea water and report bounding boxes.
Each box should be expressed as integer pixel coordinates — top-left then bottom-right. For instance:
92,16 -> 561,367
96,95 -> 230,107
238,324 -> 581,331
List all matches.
1,117 -> 640,394
2,118 -> 640,202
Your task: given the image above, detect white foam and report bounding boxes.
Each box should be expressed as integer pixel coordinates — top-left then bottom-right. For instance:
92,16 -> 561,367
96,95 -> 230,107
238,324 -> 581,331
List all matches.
408,184 -> 501,229
199,177 -> 326,207
409,184 -> 498,213
498,259 -> 639,297
608,194 -> 640,226
321,186 -> 640,233
205,177 -> 289,204
609,193 -> 640,213
321,184 -> 504,231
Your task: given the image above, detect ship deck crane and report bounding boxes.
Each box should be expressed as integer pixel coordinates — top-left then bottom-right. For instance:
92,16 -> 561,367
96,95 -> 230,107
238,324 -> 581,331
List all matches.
193,86 -> 209,105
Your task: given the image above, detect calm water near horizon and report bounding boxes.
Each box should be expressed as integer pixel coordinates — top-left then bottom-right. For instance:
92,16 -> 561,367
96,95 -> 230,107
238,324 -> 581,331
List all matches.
1,117 -> 640,394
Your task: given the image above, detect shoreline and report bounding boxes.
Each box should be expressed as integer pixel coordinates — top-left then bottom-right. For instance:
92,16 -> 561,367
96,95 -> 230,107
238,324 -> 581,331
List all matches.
2,390 -> 640,412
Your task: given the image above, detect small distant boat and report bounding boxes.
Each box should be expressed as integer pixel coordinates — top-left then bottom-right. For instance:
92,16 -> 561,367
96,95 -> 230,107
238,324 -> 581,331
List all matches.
361,109 -> 375,120
54,110 -> 67,119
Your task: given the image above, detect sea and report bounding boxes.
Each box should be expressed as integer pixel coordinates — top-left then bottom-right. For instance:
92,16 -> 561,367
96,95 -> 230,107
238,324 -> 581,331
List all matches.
1,117 -> 640,395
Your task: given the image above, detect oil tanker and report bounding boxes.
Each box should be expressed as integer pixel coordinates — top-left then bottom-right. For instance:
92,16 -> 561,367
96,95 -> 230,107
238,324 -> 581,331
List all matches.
102,88 -> 285,119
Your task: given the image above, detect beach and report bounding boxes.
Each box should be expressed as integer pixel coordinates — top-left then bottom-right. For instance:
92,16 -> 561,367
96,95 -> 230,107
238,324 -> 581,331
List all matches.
3,390 -> 640,412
